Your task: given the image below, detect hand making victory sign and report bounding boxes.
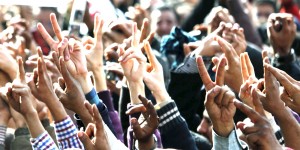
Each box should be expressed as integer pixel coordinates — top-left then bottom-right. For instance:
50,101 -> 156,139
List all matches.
197,52 -> 236,137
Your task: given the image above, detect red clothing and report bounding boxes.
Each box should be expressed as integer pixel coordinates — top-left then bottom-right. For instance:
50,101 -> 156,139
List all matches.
280,0 -> 300,21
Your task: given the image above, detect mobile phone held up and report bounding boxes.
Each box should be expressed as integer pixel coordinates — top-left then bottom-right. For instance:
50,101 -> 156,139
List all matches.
68,0 -> 88,38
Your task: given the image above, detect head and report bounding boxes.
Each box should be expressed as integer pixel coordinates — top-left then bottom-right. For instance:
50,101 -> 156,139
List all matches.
197,109 -> 213,143
255,0 -> 276,25
151,6 -> 179,37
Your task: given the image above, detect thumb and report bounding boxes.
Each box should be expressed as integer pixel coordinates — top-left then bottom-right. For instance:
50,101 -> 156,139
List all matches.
205,86 -> 221,106
78,131 -> 94,150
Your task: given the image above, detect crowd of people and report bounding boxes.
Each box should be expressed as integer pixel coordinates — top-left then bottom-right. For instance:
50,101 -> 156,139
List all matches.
0,0 -> 300,149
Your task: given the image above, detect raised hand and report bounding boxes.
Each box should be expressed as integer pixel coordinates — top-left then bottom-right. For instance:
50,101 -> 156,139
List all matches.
193,22 -> 225,57
83,14 -> 108,92
37,13 -> 63,51
78,102 -> 111,150
54,56 -> 92,125
265,64 -> 300,113
7,57 -> 36,116
211,36 -> 242,93
118,23 -> 147,104
6,58 -> 46,138
143,41 -> 170,103
221,23 -> 246,55
26,52 -> 61,83
126,95 -> 159,149
28,48 -> 57,104
254,63 -> 285,115
267,13 -> 296,56
85,13 -> 105,71
197,56 -> 236,137
239,52 -> 258,108
234,100 -> 282,150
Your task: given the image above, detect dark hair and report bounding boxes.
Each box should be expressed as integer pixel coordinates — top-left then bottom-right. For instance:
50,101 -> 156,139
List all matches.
156,5 -> 180,23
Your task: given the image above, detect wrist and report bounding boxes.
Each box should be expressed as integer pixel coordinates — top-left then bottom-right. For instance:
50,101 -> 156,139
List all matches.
153,89 -> 170,104
138,135 -> 156,150
128,81 -> 145,104
78,73 -> 94,94
212,121 -> 234,137
92,67 -> 108,92
24,110 -> 38,121
273,49 -> 296,66
47,100 -> 68,121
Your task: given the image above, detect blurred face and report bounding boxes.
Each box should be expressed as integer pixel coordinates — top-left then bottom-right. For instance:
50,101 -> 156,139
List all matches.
256,3 -> 275,25
197,116 -> 212,143
151,9 -> 177,37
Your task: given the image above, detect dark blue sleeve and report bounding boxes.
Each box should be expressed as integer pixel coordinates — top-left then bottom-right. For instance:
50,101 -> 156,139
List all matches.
156,101 -> 197,150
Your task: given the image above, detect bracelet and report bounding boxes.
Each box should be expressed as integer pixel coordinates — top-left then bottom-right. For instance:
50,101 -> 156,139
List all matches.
273,49 -> 296,66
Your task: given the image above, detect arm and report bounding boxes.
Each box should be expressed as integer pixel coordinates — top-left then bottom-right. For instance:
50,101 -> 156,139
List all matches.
265,64 -> 300,148
118,23 -> 146,105
77,102 -> 128,150
28,49 -> 83,149
143,42 -> 196,149
6,58 -> 58,150
97,91 -> 124,142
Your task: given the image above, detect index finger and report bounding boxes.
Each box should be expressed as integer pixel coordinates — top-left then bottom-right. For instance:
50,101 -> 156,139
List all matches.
50,13 -> 63,41
17,57 -> 26,83
37,23 -> 55,47
215,57 -> 226,86
37,47 -> 47,72
197,57 -> 214,90
265,64 -> 295,93
234,100 -> 260,123
215,36 -> 237,65
245,53 -> 254,76
94,14 -> 104,45
144,41 -> 159,70
139,18 -> 149,43
240,53 -> 249,82
131,22 -> 139,47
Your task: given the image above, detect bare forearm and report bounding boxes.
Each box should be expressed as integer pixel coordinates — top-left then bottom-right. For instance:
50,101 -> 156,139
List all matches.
128,81 -> 145,104
24,111 -> 45,138
274,107 -> 300,148
46,97 -> 68,122
92,67 -> 107,92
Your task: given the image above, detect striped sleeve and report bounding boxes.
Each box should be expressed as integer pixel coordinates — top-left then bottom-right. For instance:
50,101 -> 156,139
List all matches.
0,125 -> 6,146
30,131 -> 58,150
55,116 -> 83,149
